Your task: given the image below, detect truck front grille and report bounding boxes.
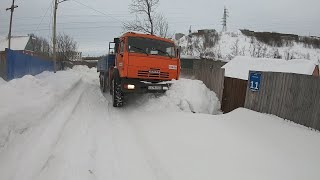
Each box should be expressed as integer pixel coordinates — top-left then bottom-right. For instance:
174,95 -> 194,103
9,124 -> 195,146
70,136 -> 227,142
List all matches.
138,69 -> 169,79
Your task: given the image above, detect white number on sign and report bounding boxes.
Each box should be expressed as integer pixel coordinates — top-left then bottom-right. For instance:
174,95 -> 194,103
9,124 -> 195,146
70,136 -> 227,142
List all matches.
250,81 -> 259,90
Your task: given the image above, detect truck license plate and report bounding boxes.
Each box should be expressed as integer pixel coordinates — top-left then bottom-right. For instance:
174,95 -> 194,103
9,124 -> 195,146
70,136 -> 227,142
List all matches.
148,86 -> 162,90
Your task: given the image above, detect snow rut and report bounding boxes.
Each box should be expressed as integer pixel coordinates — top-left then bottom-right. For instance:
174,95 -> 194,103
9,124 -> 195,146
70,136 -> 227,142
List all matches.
0,79 -> 87,180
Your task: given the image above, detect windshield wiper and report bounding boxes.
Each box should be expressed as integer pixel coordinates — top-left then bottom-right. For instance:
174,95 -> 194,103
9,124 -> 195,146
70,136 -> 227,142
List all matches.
130,45 -> 149,56
154,48 -> 172,58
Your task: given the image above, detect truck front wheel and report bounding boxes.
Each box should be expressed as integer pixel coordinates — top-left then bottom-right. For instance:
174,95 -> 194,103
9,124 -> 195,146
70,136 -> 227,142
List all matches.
112,77 -> 124,107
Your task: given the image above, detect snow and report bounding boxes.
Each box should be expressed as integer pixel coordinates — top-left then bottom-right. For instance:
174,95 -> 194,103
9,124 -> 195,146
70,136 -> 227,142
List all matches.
0,36 -> 30,51
177,30 -> 320,62
222,56 -> 317,80
0,66 -> 320,180
127,79 -> 221,115
0,77 -> 6,86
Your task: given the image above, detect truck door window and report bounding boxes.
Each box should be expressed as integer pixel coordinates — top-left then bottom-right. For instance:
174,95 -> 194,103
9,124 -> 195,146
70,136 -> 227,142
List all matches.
120,41 -> 124,54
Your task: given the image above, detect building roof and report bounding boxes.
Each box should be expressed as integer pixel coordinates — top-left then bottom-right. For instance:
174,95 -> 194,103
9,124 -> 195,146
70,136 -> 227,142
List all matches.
222,56 -> 317,80
0,36 -> 30,51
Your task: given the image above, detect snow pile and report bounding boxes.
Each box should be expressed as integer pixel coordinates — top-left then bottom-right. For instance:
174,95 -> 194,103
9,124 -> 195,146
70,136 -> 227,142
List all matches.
0,71 -> 81,148
222,56 -> 317,80
128,79 -> 221,115
0,77 -> 6,86
128,108 -> 320,180
177,30 -> 320,62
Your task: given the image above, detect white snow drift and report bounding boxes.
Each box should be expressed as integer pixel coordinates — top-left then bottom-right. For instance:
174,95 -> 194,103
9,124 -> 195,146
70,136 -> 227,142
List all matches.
222,56 -> 318,80
0,66 -> 319,180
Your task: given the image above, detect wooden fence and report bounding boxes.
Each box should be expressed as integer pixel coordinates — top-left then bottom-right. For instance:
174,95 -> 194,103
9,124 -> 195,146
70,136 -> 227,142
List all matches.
193,60 -> 225,102
245,71 -> 320,131
0,51 -> 7,80
222,77 -> 247,113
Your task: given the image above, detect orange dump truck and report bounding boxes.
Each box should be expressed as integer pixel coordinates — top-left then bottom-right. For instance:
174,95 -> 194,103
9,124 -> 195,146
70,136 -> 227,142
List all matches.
97,32 -> 181,107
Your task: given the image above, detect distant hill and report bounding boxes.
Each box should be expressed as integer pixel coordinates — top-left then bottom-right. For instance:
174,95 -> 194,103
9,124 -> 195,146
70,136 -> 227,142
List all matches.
176,29 -> 320,63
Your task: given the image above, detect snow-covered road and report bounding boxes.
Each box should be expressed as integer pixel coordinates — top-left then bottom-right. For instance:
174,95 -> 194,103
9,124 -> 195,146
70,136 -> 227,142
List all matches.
0,66 -> 320,180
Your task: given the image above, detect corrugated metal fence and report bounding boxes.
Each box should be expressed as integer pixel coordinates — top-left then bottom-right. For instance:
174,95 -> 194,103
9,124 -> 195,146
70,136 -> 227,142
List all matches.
0,49 -> 53,81
245,71 -> 320,130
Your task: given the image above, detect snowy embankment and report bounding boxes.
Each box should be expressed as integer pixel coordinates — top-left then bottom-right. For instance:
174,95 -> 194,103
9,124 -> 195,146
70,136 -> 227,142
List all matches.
0,71 -> 82,148
0,66 -> 319,180
177,30 -> 320,62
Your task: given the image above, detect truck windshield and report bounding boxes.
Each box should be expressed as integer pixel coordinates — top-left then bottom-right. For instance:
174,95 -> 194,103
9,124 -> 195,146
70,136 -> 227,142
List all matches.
128,37 -> 176,58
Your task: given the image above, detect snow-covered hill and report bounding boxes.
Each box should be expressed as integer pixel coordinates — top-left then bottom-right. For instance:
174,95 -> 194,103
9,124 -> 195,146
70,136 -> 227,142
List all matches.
177,30 -> 320,63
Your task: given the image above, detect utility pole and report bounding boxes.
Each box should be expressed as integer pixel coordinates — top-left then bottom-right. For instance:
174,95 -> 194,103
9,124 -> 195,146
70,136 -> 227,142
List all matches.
53,0 -> 68,73
53,0 -> 58,73
222,6 -> 229,32
6,0 -> 18,49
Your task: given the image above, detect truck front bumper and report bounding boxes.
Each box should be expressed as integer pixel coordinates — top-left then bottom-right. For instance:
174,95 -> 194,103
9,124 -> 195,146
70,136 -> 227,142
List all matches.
120,78 -> 170,93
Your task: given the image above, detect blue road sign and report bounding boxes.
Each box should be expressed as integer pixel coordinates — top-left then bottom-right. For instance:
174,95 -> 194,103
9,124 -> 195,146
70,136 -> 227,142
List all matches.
249,72 -> 261,91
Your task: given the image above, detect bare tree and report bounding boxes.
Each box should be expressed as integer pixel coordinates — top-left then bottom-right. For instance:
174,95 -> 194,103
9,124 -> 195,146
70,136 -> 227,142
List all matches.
123,0 -> 170,37
28,34 -> 51,57
56,33 -> 78,62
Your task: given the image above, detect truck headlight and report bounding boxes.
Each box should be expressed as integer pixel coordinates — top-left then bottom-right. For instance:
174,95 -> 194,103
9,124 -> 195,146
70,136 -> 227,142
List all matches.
125,84 -> 135,90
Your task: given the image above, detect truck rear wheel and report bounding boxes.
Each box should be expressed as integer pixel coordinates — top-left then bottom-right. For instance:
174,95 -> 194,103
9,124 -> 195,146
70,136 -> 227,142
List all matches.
100,73 -> 107,92
112,77 -> 124,107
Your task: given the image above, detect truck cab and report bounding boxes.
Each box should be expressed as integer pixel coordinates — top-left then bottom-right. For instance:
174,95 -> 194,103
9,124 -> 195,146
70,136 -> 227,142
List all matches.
104,32 -> 180,107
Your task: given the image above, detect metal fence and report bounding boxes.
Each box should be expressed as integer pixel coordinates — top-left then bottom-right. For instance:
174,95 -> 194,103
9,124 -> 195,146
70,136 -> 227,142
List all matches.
245,71 -> 320,131
0,49 -> 53,81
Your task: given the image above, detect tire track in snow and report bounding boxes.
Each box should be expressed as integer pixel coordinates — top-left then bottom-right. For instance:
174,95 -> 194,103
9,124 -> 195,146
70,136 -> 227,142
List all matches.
0,77 -> 82,152
0,79 -> 88,180
105,97 -> 171,180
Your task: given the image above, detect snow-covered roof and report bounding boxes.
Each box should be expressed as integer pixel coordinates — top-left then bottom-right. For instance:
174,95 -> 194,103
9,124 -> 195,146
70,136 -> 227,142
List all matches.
0,36 -> 30,51
180,54 -> 201,59
222,56 -> 317,80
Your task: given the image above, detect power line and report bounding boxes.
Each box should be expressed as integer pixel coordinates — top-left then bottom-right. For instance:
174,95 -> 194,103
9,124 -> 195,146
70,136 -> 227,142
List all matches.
72,0 -> 125,23
34,0 -> 53,33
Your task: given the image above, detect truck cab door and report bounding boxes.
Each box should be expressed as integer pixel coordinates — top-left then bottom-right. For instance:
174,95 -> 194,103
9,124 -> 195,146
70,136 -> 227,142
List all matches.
116,39 -> 125,77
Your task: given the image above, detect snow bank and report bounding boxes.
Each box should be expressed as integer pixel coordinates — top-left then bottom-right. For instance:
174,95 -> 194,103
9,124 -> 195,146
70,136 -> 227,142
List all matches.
0,77 -> 6,86
0,71 -> 81,148
127,79 -> 221,115
129,108 -> 320,180
222,56 -> 317,80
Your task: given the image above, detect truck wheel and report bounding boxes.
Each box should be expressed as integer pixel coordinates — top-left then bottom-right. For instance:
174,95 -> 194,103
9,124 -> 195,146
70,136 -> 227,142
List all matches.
112,77 -> 124,107
100,73 -> 106,92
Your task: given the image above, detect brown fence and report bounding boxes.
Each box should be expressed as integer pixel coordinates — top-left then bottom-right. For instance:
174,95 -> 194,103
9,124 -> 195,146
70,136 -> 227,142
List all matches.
222,77 -> 248,113
193,61 -> 225,102
245,71 -> 320,131
180,68 -> 195,79
0,51 -> 6,80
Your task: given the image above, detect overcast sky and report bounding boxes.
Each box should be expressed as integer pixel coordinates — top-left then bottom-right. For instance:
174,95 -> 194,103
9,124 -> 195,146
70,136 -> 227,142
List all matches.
1,0 -> 320,56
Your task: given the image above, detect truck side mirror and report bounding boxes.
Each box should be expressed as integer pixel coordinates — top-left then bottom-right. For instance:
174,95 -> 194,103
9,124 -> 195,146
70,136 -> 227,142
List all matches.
177,46 -> 181,58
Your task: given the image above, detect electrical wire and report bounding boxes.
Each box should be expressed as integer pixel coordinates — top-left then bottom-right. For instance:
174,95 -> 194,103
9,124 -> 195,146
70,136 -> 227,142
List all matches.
72,0 -> 125,24
34,0 -> 53,33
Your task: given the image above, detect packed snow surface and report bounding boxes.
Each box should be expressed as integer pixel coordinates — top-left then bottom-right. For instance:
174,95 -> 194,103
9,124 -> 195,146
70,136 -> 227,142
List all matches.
222,56 -> 317,80
0,66 -> 319,180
